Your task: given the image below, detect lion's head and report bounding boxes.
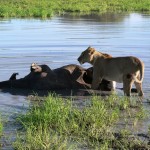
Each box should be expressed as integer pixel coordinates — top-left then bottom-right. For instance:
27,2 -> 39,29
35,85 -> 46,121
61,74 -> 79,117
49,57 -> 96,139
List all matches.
77,46 -> 108,65
77,46 -> 96,64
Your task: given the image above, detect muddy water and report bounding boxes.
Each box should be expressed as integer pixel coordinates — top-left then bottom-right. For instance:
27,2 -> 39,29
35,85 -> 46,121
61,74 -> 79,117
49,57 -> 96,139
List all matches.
0,13 -> 150,148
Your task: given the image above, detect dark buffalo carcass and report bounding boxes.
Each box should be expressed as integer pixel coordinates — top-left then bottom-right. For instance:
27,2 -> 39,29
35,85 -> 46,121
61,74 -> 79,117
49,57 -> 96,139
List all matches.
0,63 -> 115,92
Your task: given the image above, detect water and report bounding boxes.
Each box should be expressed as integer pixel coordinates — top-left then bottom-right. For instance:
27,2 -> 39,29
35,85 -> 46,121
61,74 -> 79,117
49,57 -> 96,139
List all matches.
0,13 -> 150,148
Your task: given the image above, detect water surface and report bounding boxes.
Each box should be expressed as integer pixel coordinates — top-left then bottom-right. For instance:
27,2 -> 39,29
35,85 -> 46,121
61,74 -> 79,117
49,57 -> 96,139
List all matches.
0,12 -> 150,148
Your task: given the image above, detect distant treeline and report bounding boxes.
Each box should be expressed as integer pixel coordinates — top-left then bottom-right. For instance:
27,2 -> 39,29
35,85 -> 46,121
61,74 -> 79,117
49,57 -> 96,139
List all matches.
0,0 -> 150,18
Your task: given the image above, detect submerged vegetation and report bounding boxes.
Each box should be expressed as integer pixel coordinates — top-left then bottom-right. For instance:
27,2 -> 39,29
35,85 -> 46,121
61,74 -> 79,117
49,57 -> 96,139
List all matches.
0,0 -> 150,18
13,94 -> 150,149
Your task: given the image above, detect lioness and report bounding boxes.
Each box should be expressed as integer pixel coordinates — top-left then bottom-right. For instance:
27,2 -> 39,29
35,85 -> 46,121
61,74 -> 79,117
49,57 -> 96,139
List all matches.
78,47 -> 116,91
77,46 -> 144,96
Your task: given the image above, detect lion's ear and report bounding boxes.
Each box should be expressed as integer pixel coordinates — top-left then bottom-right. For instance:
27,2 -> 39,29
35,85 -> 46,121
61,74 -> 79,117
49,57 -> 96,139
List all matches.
89,48 -> 95,55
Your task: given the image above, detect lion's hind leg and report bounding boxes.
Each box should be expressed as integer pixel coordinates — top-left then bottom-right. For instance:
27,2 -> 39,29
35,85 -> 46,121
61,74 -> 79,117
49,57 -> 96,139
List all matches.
123,74 -> 134,96
134,74 -> 144,96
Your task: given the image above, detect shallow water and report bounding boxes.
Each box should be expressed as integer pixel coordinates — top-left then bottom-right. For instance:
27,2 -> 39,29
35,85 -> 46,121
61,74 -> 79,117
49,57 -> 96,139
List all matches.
0,13 -> 150,148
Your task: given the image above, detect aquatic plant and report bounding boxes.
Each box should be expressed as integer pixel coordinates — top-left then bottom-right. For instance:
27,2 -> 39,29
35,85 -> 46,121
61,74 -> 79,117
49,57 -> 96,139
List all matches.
0,0 -> 150,18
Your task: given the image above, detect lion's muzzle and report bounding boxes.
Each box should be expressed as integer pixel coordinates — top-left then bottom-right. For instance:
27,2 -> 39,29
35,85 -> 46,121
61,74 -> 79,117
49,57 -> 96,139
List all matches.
77,56 -> 83,65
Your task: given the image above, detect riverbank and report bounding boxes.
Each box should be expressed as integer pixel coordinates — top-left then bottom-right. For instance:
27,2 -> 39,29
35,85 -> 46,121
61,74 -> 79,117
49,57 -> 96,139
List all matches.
0,0 -> 150,18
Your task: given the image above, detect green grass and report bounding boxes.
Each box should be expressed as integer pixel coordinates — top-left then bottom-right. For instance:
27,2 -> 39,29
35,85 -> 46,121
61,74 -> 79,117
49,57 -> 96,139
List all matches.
13,94 -> 150,149
0,115 -> 3,148
0,116 -> 3,137
0,0 -> 150,18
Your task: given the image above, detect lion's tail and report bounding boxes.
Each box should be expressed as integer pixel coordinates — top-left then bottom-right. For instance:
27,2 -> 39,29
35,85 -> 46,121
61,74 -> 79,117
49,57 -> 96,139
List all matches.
134,61 -> 144,83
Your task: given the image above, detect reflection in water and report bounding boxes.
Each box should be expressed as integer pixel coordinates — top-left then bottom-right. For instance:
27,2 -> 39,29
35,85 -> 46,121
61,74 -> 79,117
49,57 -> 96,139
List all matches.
60,12 -> 128,23
0,12 -> 150,148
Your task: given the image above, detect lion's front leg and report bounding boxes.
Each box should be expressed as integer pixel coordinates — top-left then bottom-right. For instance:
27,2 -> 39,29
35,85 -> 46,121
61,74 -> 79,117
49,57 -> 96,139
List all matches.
91,69 -> 102,90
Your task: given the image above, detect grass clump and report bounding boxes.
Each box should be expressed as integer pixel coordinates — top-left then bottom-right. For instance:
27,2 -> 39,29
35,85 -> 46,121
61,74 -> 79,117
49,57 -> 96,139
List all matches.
0,0 -> 150,18
14,94 -> 120,149
13,94 -> 150,149
0,115 -> 3,148
0,116 -> 3,137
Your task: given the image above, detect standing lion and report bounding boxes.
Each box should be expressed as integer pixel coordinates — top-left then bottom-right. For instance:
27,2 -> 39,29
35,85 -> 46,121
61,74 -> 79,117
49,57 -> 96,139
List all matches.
78,46 -> 144,96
